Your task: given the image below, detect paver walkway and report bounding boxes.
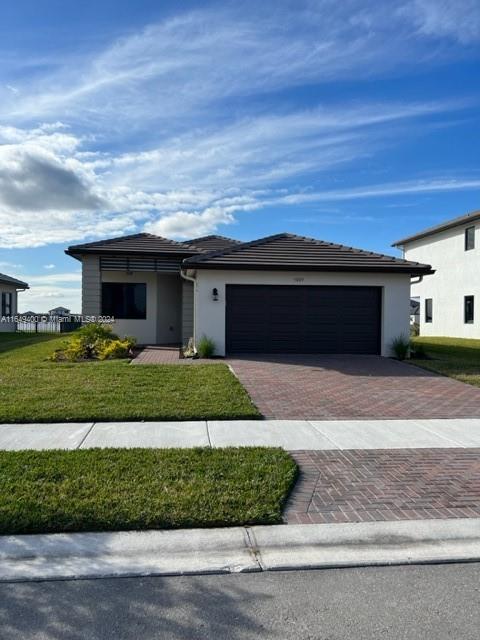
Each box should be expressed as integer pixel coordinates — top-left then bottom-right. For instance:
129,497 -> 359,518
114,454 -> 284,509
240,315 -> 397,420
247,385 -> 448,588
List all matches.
285,449 -> 480,524
132,345 -> 209,365
132,349 -> 480,419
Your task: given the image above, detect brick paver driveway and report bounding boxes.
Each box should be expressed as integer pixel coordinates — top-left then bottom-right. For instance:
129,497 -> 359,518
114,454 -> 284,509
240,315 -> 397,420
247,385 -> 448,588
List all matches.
226,354 -> 480,419
285,449 -> 480,524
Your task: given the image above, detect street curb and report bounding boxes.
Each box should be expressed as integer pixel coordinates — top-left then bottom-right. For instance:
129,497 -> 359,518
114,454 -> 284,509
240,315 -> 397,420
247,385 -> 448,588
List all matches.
2,519 -> 480,582
0,527 -> 260,582
250,519 -> 480,571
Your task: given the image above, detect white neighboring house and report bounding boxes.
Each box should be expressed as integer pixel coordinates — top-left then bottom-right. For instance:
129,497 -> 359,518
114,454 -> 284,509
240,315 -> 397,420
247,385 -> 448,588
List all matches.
48,306 -> 71,317
393,209 -> 480,338
0,273 -> 29,332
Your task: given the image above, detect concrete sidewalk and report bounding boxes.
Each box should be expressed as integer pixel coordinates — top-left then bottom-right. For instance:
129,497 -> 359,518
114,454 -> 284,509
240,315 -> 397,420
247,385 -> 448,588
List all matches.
2,518 -> 480,582
2,418 -> 480,450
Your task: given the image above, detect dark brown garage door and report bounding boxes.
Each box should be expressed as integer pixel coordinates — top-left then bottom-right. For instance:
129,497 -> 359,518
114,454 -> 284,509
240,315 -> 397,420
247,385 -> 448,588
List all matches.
225,285 -> 381,354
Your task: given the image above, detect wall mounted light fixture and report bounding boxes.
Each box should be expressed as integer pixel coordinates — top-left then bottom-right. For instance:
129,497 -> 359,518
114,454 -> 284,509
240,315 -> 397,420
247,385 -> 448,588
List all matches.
212,288 -> 219,301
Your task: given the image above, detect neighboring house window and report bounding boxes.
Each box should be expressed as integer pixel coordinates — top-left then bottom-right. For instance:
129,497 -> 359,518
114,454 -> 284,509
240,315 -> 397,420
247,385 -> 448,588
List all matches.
465,296 -> 474,324
101,283 -> 147,319
465,226 -> 475,251
425,298 -> 433,323
1,292 -> 12,316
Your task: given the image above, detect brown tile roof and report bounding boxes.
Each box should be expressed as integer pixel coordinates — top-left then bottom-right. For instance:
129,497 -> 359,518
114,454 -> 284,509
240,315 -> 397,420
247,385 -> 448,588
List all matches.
183,233 -> 434,275
0,273 -> 29,288
66,233 -> 199,257
392,209 -> 480,246
184,235 -> 242,251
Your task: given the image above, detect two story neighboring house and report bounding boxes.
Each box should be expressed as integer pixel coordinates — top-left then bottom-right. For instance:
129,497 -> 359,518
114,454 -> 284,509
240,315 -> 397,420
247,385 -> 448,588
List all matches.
393,209 -> 480,338
48,306 -> 71,317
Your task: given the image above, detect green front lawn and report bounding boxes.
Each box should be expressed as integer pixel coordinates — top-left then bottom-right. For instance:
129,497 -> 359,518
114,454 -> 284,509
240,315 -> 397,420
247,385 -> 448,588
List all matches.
0,447 -> 297,535
0,333 -> 260,422
411,336 -> 480,388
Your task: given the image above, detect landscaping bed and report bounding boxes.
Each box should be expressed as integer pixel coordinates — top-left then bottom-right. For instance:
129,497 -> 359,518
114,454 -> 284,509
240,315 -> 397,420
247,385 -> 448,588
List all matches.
411,336 -> 480,388
0,333 -> 260,422
0,447 -> 297,535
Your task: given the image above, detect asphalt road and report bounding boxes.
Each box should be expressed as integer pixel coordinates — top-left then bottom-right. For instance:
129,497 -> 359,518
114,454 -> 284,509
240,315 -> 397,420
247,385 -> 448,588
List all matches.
1,563 -> 480,639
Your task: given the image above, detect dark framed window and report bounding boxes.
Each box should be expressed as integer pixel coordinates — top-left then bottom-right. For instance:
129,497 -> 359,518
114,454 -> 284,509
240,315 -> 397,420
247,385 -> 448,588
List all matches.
465,226 -> 475,251
425,298 -> 433,323
101,283 -> 146,319
1,292 -> 12,316
465,296 -> 474,324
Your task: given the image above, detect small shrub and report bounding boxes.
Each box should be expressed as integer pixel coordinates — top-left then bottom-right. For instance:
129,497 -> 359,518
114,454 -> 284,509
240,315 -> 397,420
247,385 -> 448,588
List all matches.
197,335 -> 215,358
49,323 -> 135,362
64,337 -> 91,362
75,323 -> 117,342
97,337 -> 136,360
390,334 -> 410,361
70,323 -> 119,359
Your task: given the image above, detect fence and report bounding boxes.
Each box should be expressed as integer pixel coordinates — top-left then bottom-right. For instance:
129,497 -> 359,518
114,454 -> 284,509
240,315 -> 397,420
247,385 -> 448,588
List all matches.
17,319 -> 82,334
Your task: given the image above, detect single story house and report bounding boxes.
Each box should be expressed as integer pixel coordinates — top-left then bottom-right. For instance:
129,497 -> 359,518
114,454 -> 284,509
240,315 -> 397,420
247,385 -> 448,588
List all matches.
393,209 -> 480,338
0,273 -> 29,332
66,232 -> 433,356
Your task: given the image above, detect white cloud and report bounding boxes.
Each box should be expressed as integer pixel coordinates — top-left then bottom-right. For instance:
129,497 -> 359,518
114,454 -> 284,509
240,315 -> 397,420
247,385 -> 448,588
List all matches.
43,264 -> 55,269
0,97 -> 477,248
11,272 -> 82,313
24,272 -> 81,284
0,144 -> 104,213
276,178 -> 480,204
18,286 -> 81,314
0,260 -> 23,271
144,200 -> 262,239
0,4 -> 478,248
1,3 -> 477,127
403,0 -> 480,44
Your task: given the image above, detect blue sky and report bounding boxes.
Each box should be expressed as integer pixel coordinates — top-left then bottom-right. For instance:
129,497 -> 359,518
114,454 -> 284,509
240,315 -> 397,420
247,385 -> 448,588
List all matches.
0,0 -> 479,312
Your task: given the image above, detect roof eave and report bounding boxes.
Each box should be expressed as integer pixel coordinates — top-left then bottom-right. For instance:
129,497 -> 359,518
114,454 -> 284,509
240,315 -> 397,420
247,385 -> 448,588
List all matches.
64,249 -> 82,260
392,211 -> 480,247
183,262 -> 435,275
0,280 -> 29,289
65,248 -> 199,258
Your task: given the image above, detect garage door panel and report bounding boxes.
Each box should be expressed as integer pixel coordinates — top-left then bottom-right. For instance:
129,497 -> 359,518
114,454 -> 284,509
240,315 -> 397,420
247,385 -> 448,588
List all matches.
226,285 -> 381,354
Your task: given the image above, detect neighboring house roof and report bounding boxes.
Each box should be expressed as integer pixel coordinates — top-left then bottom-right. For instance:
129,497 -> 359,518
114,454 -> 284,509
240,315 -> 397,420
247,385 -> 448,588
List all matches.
392,209 -> 480,247
65,233 -> 199,258
49,307 -> 70,313
184,235 -> 242,251
0,272 -> 29,289
182,233 -> 433,275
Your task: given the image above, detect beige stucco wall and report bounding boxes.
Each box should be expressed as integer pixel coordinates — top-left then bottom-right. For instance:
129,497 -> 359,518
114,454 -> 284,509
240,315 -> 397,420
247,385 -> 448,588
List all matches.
101,271 -> 158,344
156,274 -> 182,344
193,270 -> 411,357
94,270 -> 183,344
0,284 -> 18,332
402,224 -> 479,338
